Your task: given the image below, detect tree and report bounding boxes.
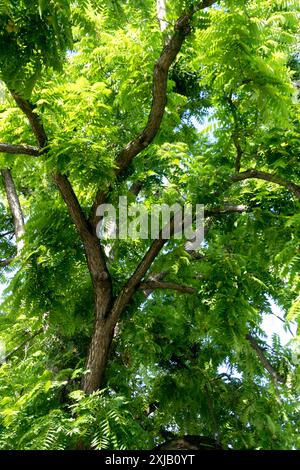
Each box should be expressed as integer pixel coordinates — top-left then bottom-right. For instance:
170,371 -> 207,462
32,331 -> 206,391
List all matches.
0,0 -> 299,450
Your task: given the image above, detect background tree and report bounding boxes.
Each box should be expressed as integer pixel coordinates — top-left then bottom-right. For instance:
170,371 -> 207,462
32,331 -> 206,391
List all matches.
0,0 -> 299,450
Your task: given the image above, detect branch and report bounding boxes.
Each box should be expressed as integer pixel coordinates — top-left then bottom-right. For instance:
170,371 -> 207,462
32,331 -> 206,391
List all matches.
233,133 -> 243,173
10,90 -> 47,148
9,91 -> 110,288
1,168 -> 24,253
110,218 -> 176,321
231,170 -> 300,200
139,280 -> 196,294
110,201 -> 249,319
90,0 -> 216,227
2,328 -> 43,363
0,142 -> 40,156
246,334 -> 285,384
52,173 -> 109,281
205,204 -> 248,217
227,95 -> 243,172
0,256 -> 15,267
0,230 -> 14,238
115,1 -> 215,174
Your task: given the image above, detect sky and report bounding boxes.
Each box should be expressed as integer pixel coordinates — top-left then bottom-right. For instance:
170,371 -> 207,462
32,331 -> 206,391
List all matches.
262,298 -> 296,347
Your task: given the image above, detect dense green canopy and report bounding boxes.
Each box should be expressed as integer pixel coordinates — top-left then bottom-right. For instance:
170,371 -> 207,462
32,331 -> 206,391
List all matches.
0,0 -> 299,450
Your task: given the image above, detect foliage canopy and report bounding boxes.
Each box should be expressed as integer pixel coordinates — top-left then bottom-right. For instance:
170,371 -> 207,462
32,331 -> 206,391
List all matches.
0,0 -> 299,450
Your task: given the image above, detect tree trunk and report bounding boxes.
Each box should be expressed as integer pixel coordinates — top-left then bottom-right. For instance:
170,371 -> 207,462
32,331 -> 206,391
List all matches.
81,283 -> 115,394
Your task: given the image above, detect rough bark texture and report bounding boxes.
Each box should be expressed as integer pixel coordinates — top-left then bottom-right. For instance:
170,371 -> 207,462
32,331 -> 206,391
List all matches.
139,280 -> 196,294
52,173 -> 113,394
82,306 -> 114,394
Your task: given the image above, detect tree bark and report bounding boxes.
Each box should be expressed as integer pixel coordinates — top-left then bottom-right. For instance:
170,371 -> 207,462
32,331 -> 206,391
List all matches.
0,142 -> 40,156
52,173 -> 114,394
81,297 -> 114,394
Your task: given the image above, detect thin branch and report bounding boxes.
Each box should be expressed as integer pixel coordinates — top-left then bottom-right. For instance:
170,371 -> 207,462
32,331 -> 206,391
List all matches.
233,133 -> 243,173
0,142 -> 40,156
0,256 -> 15,267
90,0 -> 217,227
205,204 -> 248,217
110,218 -> 176,321
0,230 -> 14,238
227,95 -> 243,172
2,328 -> 43,363
270,311 -> 295,337
1,168 -> 24,253
246,334 -> 285,384
139,270 -> 170,297
231,170 -> 300,200
139,280 -> 196,294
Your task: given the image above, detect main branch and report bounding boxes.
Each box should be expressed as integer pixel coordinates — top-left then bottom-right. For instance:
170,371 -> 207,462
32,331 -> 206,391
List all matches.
10,91 -> 47,148
52,173 -> 110,285
139,280 -> 196,294
231,170 -> 300,200
90,0 -> 217,227
0,143 -> 40,156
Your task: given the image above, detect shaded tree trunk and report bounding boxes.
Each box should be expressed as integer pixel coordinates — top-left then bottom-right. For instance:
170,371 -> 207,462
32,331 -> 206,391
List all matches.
81,289 -> 114,394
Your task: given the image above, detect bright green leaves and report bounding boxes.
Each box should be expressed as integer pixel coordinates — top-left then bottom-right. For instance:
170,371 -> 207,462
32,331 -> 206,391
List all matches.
39,75 -> 116,190
0,0 -> 73,96
0,383 -> 147,449
0,0 -> 299,452
193,1 -> 298,128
